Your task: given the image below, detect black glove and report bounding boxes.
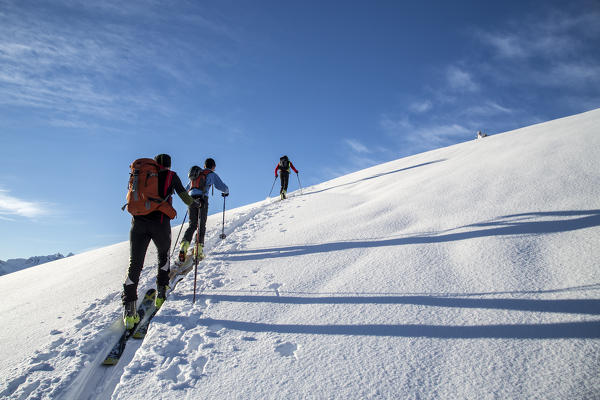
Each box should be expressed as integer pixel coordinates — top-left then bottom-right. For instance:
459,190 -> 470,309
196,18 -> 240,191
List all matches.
222,192 -> 229,197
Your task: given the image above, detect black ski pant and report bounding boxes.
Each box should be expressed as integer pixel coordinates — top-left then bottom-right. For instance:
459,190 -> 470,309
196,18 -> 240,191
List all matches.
122,214 -> 171,304
280,171 -> 290,193
182,196 -> 209,246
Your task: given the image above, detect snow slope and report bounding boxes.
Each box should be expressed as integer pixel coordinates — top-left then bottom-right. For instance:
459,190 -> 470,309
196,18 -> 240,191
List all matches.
1,109 -> 599,399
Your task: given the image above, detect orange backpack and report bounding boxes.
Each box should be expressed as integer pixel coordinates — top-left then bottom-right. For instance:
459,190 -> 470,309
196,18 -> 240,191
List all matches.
122,158 -> 177,219
190,168 -> 212,191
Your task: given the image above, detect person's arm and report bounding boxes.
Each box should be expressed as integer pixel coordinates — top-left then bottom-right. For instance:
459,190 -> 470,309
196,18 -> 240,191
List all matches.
274,163 -> 279,177
207,172 -> 229,194
172,174 -> 194,206
290,162 -> 298,174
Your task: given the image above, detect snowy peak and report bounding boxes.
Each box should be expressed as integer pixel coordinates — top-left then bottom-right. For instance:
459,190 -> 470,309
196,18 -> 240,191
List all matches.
0,252 -> 74,276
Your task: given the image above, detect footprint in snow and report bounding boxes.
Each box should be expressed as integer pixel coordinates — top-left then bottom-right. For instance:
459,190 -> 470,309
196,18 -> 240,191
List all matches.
275,342 -> 298,359
268,282 -> 283,296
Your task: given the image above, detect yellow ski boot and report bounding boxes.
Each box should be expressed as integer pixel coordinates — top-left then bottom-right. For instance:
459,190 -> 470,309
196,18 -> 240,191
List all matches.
178,240 -> 190,263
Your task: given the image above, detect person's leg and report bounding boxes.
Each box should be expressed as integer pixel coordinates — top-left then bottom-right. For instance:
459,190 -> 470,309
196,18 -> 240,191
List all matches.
282,172 -> 289,192
151,215 -> 172,289
122,218 -> 151,303
198,198 -> 209,246
281,172 -> 289,198
279,173 -> 285,194
182,203 -> 199,244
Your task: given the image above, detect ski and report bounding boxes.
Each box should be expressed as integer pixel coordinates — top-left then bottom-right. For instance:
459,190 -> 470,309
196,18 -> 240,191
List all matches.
132,265 -> 193,339
102,258 -> 198,365
102,288 -> 156,365
169,254 -> 194,280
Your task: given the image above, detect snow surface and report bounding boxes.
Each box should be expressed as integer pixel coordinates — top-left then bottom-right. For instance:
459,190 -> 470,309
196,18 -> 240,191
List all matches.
0,253 -> 74,276
1,109 -> 599,399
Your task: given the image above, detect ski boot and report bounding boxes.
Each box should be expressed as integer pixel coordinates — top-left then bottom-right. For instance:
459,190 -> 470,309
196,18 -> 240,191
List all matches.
281,190 -> 287,200
123,301 -> 140,330
179,240 -> 190,263
193,243 -> 204,260
155,285 -> 168,309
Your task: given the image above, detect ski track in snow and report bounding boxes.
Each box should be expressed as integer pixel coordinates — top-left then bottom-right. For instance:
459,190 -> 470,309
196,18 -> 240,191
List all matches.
110,196 -> 295,396
0,199 -> 278,399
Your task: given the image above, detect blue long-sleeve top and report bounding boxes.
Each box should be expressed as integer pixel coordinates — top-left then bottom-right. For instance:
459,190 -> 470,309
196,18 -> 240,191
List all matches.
186,171 -> 229,198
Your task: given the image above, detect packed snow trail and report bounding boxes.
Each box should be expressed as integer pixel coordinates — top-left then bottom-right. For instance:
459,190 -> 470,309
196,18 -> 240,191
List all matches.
0,200 -> 275,400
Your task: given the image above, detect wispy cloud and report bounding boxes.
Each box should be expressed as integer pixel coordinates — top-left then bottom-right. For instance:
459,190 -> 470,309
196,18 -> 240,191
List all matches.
476,8 -> 600,90
378,6 -> 599,162
344,139 -> 371,154
0,188 -> 52,220
462,102 -> 513,117
480,33 -> 527,59
380,114 -> 472,156
0,1 -> 239,126
446,66 -> 478,92
409,100 -> 433,113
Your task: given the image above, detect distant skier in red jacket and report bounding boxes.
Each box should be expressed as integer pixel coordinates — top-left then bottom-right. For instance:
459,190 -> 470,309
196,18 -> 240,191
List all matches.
275,155 -> 298,200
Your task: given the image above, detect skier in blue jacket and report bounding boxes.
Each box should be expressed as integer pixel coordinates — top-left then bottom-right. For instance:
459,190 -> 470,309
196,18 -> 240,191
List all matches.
179,158 -> 229,262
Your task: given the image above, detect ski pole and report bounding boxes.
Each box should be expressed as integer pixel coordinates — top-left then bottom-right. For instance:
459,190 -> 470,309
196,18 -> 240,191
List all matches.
220,195 -> 227,240
171,210 -> 188,257
268,176 -> 277,197
296,172 -> 303,195
192,207 -> 201,304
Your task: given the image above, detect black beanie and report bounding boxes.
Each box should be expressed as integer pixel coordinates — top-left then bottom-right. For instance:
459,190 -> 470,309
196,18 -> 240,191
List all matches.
154,154 -> 171,168
205,158 -> 216,169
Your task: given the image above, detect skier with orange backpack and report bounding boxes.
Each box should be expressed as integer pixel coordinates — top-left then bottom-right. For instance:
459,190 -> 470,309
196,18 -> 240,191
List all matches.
178,157 -> 229,263
121,154 -> 195,329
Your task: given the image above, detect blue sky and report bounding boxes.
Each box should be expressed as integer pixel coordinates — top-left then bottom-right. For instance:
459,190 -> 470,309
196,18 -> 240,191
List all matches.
1,0 -> 599,259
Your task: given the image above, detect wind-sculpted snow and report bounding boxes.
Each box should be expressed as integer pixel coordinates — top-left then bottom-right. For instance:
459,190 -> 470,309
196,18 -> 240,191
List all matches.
1,109 -> 599,399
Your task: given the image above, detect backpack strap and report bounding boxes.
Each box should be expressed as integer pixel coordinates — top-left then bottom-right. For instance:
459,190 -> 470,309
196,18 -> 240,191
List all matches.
163,170 -> 174,199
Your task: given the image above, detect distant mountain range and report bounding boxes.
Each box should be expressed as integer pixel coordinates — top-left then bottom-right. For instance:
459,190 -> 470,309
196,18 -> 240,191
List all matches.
0,253 -> 74,276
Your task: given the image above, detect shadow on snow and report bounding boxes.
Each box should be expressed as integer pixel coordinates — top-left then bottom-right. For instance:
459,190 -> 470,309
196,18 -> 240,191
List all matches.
160,284 -> 600,339
212,210 -> 600,262
192,317 -> 600,339
200,293 -> 600,315
301,160 -> 445,196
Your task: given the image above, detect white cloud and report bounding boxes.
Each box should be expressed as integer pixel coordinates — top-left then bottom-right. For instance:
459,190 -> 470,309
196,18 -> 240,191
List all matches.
463,101 -> 513,117
344,139 -> 371,154
379,114 -> 412,133
479,9 -> 600,62
446,66 -> 479,92
480,33 -> 526,58
0,1 -> 236,125
380,113 -> 472,155
548,62 -> 600,85
0,189 -> 52,219
409,100 -> 433,113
